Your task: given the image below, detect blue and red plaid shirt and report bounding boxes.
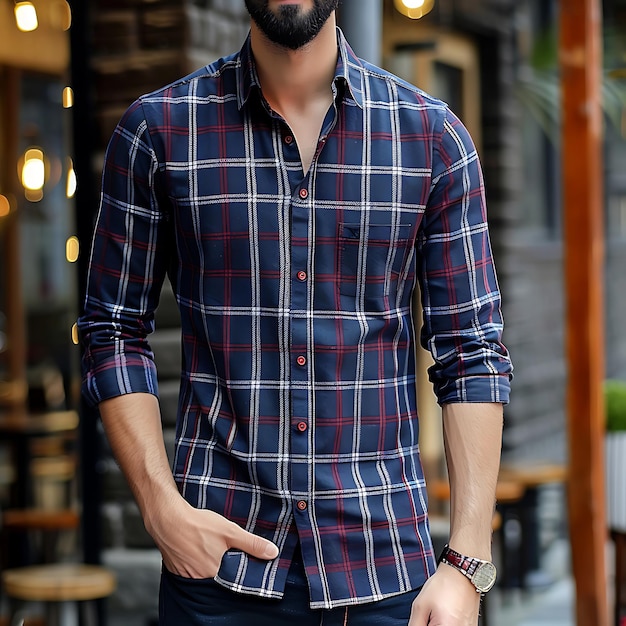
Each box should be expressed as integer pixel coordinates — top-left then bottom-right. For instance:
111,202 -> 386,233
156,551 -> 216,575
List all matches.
79,29 -> 512,609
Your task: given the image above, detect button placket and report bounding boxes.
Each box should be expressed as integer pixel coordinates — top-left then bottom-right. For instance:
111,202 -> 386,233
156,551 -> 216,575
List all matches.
289,184 -> 312,537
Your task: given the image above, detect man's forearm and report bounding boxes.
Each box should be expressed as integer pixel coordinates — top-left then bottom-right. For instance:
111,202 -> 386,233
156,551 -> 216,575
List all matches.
98,392 -> 180,528
442,402 -> 503,560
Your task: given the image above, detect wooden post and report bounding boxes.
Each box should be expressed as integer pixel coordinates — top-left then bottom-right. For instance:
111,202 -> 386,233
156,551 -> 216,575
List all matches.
560,1 -> 609,625
1,66 -> 28,407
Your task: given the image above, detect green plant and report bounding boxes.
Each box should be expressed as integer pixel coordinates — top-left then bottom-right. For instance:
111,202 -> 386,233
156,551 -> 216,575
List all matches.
605,380 -> 626,432
514,25 -> 626,144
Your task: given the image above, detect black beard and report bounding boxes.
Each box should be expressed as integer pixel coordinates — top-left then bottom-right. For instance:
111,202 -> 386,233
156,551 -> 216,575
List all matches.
245,0 -> 340,50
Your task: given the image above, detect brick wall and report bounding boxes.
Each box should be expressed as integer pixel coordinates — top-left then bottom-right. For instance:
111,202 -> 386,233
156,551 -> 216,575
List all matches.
473,14 -> 571,462
91,0 -> 249,155
91,0 -> 187,152
434,0 -> 570,463
470,0 -> 626,462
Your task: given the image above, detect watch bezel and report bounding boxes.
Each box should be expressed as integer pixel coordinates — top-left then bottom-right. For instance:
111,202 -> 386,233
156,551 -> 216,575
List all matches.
471,561 -> 497,593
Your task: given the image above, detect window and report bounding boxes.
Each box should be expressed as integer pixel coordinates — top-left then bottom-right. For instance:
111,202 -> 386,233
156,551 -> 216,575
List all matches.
515,0 -> 562,239
0,69 -> 76,409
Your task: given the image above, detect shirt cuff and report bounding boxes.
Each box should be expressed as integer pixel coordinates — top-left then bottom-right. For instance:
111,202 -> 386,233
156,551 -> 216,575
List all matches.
82,353 -> 160,406
436,374 -> 511,406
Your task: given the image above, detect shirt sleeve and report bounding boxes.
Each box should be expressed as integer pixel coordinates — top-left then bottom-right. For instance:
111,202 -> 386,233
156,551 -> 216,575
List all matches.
78,99 -> 171,406
418,106 -> 513,405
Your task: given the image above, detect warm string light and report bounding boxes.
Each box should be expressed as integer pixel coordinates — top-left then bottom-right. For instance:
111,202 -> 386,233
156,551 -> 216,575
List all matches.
63,87 -> 74,108
14,1 -> 72,32
0,195 -> 11,218
19,147 -> 47,201
21,148 -> 45,190
394,0 -> 435,19
66,236 -> 79,263
66,158 -> 76,198
18,148 -> 76,201
14,2 -> 38,32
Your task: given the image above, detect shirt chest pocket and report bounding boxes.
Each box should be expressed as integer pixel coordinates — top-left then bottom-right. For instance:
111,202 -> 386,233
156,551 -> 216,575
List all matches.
338,223 -> 414,300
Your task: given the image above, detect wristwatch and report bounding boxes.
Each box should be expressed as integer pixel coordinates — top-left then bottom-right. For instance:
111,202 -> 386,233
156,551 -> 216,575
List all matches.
438,544 -> 497,593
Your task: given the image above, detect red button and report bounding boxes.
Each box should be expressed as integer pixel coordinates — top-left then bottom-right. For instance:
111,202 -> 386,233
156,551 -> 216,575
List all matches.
296,355 -> 306,366
297,500 -> 308,511
297,421 -> 308,432
299,188 -> 308,199
297,271 -> 307,281
285,135 -> 294,145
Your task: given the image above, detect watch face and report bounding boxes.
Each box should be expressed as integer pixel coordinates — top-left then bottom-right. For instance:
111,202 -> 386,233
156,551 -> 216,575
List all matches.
472,562 -> 497,593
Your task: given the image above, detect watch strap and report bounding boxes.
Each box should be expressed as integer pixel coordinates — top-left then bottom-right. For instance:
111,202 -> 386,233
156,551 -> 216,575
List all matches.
438,544 -> 496,593
439,545 -> 481,577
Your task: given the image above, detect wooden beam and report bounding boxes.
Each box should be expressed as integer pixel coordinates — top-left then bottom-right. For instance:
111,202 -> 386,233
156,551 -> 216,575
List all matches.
560,1 -> 609,625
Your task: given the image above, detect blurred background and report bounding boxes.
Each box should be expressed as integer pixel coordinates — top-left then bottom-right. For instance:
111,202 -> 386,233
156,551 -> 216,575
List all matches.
0,0 -> 625,624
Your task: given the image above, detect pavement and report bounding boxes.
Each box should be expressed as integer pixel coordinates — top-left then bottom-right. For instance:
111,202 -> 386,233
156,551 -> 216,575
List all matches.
486,536 -> 581,626
488,577 -> 574,625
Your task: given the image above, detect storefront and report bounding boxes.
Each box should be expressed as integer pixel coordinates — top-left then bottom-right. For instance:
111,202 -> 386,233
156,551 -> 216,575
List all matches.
0,1 -> 75,414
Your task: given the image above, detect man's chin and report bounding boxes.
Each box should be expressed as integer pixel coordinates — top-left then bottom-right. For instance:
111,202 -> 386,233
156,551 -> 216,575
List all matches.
246,0 -> 338,49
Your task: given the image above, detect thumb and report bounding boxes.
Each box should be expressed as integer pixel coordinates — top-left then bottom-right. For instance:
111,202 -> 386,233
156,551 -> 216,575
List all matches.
230,526 -> 279,561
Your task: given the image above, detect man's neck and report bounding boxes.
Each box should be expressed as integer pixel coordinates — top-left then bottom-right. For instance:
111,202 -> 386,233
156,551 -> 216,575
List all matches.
250,15 -> 338,113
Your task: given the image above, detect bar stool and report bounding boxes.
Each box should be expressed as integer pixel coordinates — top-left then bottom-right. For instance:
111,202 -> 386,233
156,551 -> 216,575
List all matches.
1,509 -> 115,625
612,530 -> 626,626
1,508 -> 80,567
2,563 -> 116,626
30,455 -> 77,512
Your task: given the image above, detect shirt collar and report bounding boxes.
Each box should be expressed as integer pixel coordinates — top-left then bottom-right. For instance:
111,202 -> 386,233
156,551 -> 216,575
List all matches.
236,27 -> 365,111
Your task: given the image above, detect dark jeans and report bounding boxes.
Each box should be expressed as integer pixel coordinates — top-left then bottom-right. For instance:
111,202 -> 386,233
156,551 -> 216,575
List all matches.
159,549 -> 422,625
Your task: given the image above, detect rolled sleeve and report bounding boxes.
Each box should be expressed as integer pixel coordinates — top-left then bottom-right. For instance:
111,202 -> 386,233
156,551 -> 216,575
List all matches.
419,108 -> 513,405
78,100 -> 170,406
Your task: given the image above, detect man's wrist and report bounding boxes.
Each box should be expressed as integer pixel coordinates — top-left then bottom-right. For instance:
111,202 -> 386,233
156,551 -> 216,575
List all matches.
438,544 -> 497,593
447,533 -> 493,561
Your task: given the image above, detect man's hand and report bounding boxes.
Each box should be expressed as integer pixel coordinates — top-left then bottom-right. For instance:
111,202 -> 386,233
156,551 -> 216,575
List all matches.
409,565 -> 482,625
97,393 -> 279,579
147,494 -> 279,579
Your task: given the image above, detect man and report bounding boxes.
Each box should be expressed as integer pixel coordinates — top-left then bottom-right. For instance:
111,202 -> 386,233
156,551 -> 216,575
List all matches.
79,1 -> 512,624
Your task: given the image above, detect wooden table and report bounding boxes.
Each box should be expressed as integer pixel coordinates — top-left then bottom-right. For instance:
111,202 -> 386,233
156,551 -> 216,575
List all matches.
498,463 -> 568,488
498,463 -> 568,590
0,409 -> 78,434
0,409 -> 78,508
429,476 -> 526,504
428,463 -> 568,591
